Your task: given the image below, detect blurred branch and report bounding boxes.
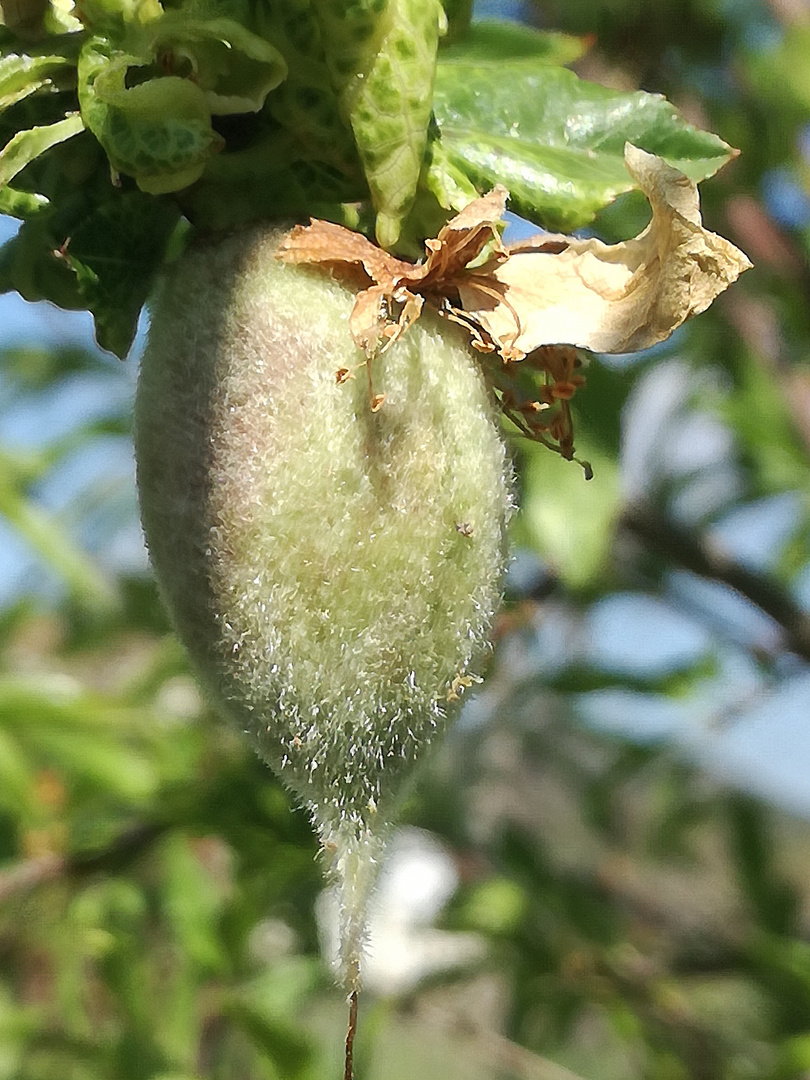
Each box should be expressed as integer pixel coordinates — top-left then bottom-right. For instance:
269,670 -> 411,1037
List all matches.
0,822 -> 165,904
724,196 -> 807,283
422,1004 -> 590,1080
467,1029 -> 588,1080
763,0 -> 810,26
0,852 -> 64,902
619,502 -> 810,663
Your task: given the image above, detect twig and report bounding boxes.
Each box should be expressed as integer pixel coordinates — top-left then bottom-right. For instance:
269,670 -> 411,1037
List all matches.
620,501 -> 810,664
0,852 -> 65,903
0,822 -> 165,904
344,989 -> 359,1080
422,1004 -> 589,1080
485,1032 -> 589,1080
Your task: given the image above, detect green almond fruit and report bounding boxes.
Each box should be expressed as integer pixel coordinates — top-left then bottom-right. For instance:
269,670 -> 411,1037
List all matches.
135,224 -> 513,984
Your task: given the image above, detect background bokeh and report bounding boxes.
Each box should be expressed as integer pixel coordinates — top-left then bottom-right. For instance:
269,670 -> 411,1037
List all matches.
2,1 -> 810,1078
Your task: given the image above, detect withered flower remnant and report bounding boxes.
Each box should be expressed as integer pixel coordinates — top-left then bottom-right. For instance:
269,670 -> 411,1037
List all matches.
279,144 -> 751,461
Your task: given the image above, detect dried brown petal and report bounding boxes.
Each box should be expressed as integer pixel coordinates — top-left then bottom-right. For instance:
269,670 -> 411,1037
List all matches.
456,145 -> 752,357
278,220 -> 406,290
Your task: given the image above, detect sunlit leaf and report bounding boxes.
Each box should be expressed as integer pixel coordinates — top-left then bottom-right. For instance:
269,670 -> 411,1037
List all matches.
0,49 -> 77,111
314,0 -> 445,247
77,36 -> 222,194
432,59 -> 737,229
145,14 -> 288,115
0,183 -> 47,216
0,112 -> 84,188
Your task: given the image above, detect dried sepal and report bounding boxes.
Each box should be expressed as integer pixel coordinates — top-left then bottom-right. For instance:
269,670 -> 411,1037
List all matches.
278,146 -> 749,362
462,146 -> 752,356
277,185 -> 508,352
277,144 -> 750,462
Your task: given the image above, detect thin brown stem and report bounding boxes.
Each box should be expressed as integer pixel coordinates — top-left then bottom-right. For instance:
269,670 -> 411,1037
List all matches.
344,990 -> 359,1080
620,501 -> 810,663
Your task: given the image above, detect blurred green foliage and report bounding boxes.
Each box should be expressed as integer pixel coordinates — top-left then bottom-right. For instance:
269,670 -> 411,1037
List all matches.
2,1 -> 810,1079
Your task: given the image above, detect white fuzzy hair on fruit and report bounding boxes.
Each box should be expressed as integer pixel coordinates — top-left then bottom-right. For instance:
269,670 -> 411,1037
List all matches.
135,225 -> 513,985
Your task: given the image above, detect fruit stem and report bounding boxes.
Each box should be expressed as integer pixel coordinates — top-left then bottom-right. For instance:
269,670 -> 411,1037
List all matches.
321,824 -> 385,989
344,989 -> 359,1080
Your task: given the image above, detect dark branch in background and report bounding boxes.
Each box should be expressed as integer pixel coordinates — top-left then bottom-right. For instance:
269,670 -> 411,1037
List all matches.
620,501 -> 810,664
0,822 -> 166,905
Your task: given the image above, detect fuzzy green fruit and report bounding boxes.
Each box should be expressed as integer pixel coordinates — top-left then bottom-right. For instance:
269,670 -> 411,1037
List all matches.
135,225 -> 512,983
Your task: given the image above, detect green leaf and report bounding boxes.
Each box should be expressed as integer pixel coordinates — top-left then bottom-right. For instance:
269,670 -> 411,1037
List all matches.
439,19 -> 588,66
747,24 -> 810,116
224,964 -> 320,1080
713,343 -> 810,498
0,112 -> 84,188
424,137 -> 479,211
252,0 -> 357,167
432,60 -> 736,229
0,677 -> 145,733
0,48 -> 77,111
778,1034 -> 810,1076
314,0 -> 445,247
515,437 -> 620,592
0,458 -> 120,611
0,184 -> 47,216
0,341 -> 111,391
0,984 -> 31,1080
0,137 -> 177,348
0,726 -> 35,818
0,213 -> 87,310
160,833 -> 227,973
0,92 -> 103,221
148,15 -> 287,115
728,795 -> 800,936
28,727 -> 158,800
76,0 -> 162,33
58,189 -> 181,357
150,1075 -> 204,1080
77,36 -> 223,194
453,876 -> 529,936
225,1000 -> 313,1079
183,121 -> 367,231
